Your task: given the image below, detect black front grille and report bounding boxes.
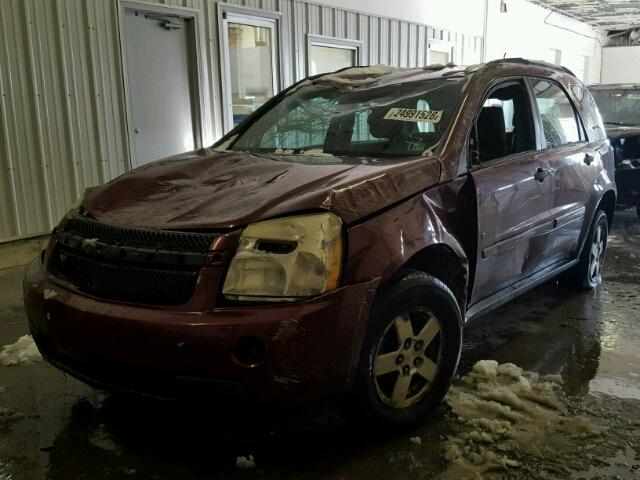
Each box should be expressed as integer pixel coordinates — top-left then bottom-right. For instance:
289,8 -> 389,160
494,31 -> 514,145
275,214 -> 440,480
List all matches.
64,215 -> 217,250
52,215 -> 219,305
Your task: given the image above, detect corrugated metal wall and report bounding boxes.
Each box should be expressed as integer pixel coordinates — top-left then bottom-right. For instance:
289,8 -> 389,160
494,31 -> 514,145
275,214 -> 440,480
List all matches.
0,0 -> 482,242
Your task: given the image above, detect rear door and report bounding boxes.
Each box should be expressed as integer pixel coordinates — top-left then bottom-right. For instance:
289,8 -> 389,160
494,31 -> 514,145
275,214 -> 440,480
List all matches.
527,79 -> 604,262
469,79 -> 555,304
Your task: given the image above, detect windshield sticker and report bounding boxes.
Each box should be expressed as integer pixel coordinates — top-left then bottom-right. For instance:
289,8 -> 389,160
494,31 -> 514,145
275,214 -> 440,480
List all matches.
384,108 -> 443,123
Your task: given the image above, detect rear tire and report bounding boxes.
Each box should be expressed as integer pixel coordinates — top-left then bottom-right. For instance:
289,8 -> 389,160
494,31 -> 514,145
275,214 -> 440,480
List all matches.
347,270 -> 462,426
561,210 -> 608,291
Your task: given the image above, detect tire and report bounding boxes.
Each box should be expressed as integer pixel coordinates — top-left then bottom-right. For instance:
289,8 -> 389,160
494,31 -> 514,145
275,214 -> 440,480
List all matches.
347,270 -> 463,426
561,210 -> 608,291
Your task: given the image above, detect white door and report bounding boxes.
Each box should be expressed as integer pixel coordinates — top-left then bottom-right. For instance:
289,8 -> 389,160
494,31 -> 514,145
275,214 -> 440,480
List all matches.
221,13 -> 279,131
122,9 -> 197,167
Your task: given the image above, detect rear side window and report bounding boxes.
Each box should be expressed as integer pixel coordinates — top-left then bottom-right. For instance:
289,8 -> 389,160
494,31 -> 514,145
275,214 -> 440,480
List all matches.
573,85 -> 607,141
531,80 -> 581,148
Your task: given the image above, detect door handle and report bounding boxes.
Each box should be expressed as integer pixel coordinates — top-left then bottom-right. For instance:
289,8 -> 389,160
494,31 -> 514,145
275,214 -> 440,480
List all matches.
534,168 -> 550,182
584,153 -> 594,165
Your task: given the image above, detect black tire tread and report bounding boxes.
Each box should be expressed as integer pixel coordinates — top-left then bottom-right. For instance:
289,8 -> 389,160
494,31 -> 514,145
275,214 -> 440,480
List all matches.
561,210 -> 608,291
345,269 -> 463,427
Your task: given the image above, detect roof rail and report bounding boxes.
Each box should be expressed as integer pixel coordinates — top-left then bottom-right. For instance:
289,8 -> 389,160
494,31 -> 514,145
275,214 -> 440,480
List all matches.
486,57 -> 577,79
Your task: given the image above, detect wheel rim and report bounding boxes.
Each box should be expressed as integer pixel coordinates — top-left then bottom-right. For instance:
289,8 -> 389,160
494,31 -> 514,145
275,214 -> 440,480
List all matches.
372,307 -> 443,409
588,224 -> 606,283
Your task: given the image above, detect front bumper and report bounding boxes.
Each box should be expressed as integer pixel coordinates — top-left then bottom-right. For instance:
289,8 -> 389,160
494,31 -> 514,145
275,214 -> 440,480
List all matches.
24,258 -> 379,406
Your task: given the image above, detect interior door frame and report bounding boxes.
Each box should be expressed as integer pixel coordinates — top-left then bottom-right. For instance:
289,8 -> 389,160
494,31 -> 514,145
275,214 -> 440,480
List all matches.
217,3 -> 289,133
306,34 -> 362,76
117,0 -> 207,169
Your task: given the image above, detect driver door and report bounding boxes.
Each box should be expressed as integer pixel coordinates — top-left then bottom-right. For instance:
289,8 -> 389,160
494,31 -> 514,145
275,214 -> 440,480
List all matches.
469,79 -> 555,305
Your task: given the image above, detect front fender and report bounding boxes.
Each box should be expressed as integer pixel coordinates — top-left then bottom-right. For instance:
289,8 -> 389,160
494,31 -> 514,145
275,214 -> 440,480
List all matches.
343,181 -> 470,298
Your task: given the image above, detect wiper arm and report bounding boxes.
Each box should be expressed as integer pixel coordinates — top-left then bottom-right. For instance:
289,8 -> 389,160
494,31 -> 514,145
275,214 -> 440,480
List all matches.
604,121 -> 626,126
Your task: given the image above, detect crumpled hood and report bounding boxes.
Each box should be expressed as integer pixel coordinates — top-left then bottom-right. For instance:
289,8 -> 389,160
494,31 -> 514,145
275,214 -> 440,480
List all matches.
605,125 -> 640,140
82,150 -> 441,229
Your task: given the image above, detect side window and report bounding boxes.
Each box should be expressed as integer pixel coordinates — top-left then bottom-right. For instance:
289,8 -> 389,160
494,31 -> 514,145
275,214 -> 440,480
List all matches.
531,80 -> 581,148
471,82 -> 536,165
572,85 -> 607,142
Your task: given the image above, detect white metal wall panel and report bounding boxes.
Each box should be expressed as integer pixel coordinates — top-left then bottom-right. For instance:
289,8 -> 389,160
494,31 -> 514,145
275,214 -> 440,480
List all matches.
0,0 -> 482,242
0,0 -> 129,242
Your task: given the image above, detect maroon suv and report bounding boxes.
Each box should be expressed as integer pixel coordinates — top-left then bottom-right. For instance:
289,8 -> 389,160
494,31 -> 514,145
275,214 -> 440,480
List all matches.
24,59 -> 615,424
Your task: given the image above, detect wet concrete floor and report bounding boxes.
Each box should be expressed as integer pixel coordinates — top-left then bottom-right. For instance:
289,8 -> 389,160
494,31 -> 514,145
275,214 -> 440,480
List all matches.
1,211 -> 639,479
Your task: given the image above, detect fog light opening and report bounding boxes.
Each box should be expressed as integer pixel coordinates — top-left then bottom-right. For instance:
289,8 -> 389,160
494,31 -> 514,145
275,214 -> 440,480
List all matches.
232,336 -> 267,368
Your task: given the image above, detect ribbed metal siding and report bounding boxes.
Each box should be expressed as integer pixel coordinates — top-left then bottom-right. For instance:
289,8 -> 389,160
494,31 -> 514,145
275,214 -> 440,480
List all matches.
0,0 -> 128,242
0,0 -> 482,242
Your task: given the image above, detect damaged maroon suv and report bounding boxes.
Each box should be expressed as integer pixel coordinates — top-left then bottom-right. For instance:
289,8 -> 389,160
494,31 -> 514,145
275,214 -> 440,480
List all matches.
24,59 -> 615,425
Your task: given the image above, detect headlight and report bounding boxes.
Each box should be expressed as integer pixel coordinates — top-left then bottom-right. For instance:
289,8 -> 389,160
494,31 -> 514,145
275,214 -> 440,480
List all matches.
222,213 -> 343,301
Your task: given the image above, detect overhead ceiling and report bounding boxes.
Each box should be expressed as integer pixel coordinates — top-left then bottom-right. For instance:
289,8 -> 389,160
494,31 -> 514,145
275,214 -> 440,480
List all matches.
528,0 -> 640,30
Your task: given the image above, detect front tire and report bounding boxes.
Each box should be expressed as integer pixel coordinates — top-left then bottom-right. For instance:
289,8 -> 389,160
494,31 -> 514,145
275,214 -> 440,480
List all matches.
349,270 -> 463,426
562,210 -> 608,290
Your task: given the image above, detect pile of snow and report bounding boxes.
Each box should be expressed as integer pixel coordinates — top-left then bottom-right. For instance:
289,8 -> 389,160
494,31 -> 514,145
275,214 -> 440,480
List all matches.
235,455 -> 256,469
0,335 -> 42,366
89,424 -> 122,455
442,360 -> 604,479
409,436 -> 422,446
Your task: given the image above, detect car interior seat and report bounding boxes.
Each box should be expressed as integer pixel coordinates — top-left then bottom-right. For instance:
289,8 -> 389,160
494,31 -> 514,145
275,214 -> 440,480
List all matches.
477,106 -> 508,161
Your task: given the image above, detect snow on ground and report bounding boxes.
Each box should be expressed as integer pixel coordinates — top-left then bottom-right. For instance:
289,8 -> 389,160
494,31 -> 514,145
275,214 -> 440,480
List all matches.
442,360 -> 604,479
235,455 -> 256,469
89,424 -> 122,455
0,335 -> 42,366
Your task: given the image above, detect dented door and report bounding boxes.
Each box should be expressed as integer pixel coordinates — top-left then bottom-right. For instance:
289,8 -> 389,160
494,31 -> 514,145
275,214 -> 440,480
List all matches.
470,152 -> 554,304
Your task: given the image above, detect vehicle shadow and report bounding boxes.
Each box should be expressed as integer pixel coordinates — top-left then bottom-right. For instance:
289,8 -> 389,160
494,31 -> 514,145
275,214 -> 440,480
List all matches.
46,390 -> 450,479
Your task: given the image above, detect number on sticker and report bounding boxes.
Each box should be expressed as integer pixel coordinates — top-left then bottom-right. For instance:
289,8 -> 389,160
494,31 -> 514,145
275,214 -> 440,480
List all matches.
383,108 -> 443,123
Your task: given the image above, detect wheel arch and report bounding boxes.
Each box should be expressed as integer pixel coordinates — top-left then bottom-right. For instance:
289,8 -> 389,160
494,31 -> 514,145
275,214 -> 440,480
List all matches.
597,189 -> 616,227
396,244 -> 468,311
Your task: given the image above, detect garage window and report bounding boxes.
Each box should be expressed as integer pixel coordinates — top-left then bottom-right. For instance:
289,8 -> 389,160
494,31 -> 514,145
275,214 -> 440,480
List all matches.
307,35 -> 361,76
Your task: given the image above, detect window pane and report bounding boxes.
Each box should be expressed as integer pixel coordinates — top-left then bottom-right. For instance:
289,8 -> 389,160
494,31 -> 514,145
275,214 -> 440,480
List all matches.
590,87 -> 640,128
429,50 -> 449,65
532,80 -> 580,148
474,83 -> 535,163
232,78 -> 467,158
228,23 -> 275,126
310,45 -> 355,75
256,96 -> 338,150
572,86 -> 607,141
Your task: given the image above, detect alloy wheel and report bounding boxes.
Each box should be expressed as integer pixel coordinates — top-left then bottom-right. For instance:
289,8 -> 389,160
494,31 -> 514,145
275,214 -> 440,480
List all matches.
372,307 -> 443,409
589,224 -> 606,283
